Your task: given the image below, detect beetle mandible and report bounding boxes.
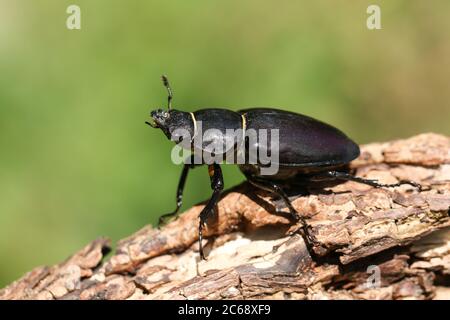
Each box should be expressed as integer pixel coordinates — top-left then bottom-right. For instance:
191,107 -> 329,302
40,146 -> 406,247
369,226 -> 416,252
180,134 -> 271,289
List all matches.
146,75 -> 421,259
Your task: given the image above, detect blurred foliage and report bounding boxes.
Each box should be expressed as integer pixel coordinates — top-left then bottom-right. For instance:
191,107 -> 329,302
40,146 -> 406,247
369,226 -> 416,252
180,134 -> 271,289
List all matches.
0,0 -> 449,287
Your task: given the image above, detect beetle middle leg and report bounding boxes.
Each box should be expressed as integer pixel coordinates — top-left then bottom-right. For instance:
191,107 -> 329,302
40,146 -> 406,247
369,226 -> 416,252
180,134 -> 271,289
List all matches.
246,176 -> 313,250
198,163 -> 224,260
314,171 -> 422,191
246,177 -> 300,222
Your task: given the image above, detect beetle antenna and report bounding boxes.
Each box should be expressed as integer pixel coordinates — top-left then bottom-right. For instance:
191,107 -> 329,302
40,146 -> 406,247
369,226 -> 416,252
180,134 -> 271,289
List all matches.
161,75 -> 173,111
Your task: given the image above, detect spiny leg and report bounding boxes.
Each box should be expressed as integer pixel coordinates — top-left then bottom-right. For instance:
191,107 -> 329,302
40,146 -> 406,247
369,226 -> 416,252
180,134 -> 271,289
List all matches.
246,176 -> 311,245
198,163 -> 224,260
247,176 -> 306,227
246,177 -> 299,220
316,171 -> 422,191
158,156 -> 196,227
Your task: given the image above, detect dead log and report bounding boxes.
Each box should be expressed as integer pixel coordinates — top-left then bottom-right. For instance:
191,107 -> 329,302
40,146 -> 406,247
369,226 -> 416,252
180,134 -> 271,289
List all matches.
1,133 -> 449,300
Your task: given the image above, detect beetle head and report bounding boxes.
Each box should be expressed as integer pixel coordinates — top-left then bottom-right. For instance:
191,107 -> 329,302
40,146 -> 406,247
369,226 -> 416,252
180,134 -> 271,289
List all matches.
146,75 -> 195,147
149,108 -> 170,129
148,109 -> 195,147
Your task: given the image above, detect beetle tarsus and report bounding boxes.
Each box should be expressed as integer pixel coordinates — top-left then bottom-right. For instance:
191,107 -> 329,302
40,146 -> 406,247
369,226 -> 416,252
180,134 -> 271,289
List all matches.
157,212 -> 179,228
198,220 -> 206,260
322,171 -> 422,191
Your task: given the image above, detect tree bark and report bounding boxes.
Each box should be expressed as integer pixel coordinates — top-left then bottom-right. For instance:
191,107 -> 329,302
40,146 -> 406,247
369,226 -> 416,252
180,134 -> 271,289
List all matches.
1,133 -> 449,300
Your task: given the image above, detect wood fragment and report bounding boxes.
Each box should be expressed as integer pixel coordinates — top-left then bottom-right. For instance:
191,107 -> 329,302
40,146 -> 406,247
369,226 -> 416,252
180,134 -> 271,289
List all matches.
1,133 -> 449,300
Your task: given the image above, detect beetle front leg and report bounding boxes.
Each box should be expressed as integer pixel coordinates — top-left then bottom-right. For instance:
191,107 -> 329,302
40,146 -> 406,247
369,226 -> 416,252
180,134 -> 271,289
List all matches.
198,163 -> 224,260
317,171 -> 422,191
157,163 -> 191,227
158,155 -> 198,227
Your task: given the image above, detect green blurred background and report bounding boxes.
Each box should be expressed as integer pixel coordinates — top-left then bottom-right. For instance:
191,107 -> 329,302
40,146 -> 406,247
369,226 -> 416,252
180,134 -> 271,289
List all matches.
0,0 -> 449,287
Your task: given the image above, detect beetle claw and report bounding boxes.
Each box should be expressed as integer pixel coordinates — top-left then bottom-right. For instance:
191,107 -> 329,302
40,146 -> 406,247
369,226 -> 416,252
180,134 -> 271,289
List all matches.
399,180 -> 423,192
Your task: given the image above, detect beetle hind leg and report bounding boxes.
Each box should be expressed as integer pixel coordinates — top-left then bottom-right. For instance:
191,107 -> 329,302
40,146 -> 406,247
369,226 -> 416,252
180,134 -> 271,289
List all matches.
246,178 -> 300,221
317,171 -> 422,191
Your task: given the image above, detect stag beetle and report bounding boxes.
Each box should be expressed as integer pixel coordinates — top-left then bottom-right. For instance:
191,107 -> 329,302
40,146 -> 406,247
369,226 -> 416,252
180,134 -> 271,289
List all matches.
146,75 -> 421,259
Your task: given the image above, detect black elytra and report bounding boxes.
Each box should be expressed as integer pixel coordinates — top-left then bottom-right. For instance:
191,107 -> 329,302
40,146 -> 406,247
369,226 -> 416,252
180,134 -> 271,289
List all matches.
146,75 -> 421,260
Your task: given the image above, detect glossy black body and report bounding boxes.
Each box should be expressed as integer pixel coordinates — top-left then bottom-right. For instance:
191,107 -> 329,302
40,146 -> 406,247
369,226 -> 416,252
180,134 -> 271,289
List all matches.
152,107 -> 361,179
239,108 -> 359,166
172,107 -> 360,179
236,108 -> 360,180
152,106 -> 361,182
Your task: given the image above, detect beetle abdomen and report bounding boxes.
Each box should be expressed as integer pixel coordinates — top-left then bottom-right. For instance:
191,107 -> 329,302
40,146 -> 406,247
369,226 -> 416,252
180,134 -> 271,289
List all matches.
238,108 -> 360,167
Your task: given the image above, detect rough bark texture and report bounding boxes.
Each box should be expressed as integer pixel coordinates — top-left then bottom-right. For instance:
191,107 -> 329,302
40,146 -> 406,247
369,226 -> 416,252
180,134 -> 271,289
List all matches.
1,133 -> 449,300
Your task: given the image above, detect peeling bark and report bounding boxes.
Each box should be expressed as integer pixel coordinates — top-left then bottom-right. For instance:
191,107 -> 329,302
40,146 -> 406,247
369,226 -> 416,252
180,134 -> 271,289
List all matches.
1,133 -> 449,300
